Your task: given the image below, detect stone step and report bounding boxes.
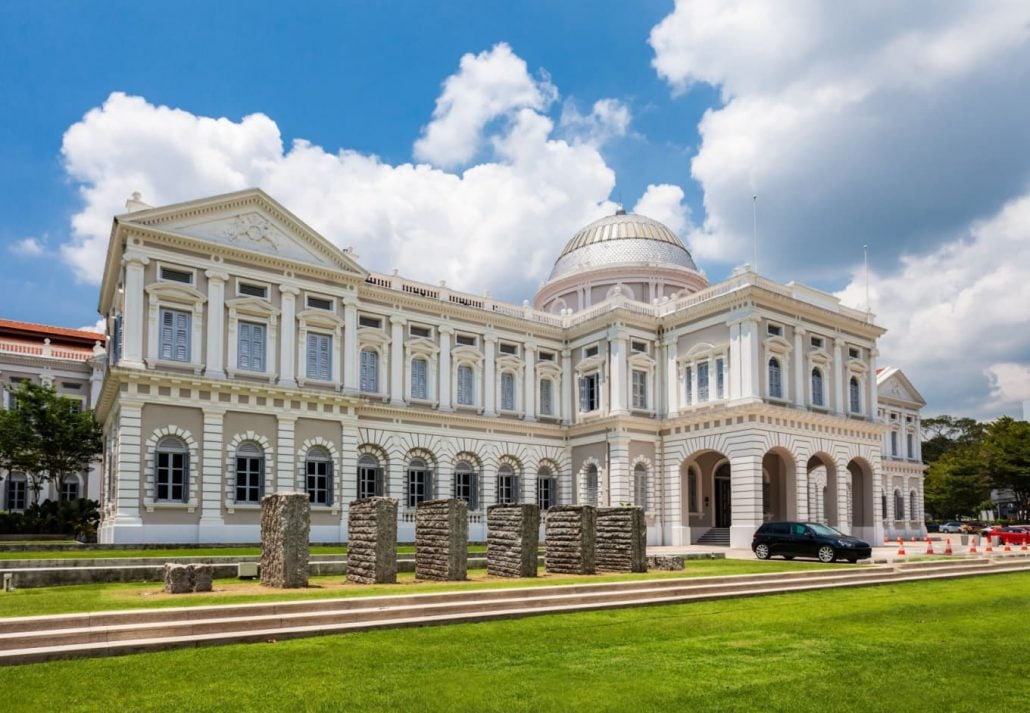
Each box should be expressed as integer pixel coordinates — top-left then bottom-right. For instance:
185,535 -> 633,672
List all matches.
2,557 -> 1027,664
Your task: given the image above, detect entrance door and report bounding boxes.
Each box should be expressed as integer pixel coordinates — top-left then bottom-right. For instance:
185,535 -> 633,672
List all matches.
715,477 -> 732,528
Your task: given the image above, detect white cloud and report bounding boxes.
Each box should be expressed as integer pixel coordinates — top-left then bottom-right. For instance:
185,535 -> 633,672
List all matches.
413,43 -> 557,168
836,193 -> 1030,418
632,184 -> 691,237
10,237 -> 44,256
58,48 -> 638,302
78,317 -> 107,335
559,98 -> 632,146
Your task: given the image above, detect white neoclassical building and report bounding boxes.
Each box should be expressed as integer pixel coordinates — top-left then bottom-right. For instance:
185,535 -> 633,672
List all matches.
90,188 -> 926,545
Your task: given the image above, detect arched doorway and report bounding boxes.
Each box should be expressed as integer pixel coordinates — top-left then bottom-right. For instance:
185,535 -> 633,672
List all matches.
762,449 -> 797,522
807,454 -> 836,526
847,458 -> 875,540
678,450 -> 731,544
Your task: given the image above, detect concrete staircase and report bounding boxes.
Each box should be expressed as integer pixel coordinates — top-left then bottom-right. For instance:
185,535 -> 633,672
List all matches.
3,556 -> 1029,665
696,528 -> 730,546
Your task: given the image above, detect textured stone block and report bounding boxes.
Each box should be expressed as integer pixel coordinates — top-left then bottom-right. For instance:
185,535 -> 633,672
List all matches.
191,564 -> 214,591
163,563 -> 192,594
347,497 -> 399,584
544,505 -> 596,575
260,492 -> 311,588
415,499 -> 468,581
596,507 -> 648,573
646,555 -> 684,571
487,504 -> 540,578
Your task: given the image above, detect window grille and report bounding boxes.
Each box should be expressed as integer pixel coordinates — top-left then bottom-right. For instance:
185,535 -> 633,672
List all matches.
61,479 -> 80,501
407,459 -> 431,508
496,465 -> 518,505
359,315 -> 382,329
306,296 -> 334,311
155,436 -> 188,502
238,282 -> 267,299
499,343 -> 517,355
357,454 -> 384,499
160,267 -> 193,284
409,325 -> 431,338
235,442 -> 264,503
455,334 -> 477,347
452,462 -> 478,510
536,467 -> 556,510
6,477 -> 27,511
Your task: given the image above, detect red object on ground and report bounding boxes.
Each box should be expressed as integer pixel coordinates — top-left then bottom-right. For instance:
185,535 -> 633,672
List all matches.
944,538 -> 953,555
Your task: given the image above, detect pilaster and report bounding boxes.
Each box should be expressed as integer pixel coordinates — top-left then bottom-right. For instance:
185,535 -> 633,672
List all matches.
664,338 -> 678,416
198,407 -> 226,539
792,326 -> 806,407
609,329 -> 628,415
729,450 -> 763,548
832,338 -> 846,414
523,342 -> 536,421
560,348 -> 573,424
342,298 -> 359,393
204,270 -> 228,379
278,286 -> 299,388
438,325 -> 453,411
120,254 -> 149,369
276,416 -> 296,492
389,316 -> 406,406
483,334 -> 497,417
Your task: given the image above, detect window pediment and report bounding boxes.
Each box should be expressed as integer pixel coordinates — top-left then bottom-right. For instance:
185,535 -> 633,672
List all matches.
452,345 -> 483,362
358,326 -> 390,346
536,360 -> 562,377
808,347 -> 831,364
848,358 -> 869,374
405,336 -> 439,356
226,296 -> 280,320
496,354 -> 524,370
763,335 -> 792,353
145,282 -> 206,306
297,308 -> 343,329
575,354 -> 606,374
628,351 -> 656,368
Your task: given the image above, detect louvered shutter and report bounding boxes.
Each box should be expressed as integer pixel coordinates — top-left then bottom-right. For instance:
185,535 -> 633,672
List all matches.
375,466 -> 384,497
578,376 -> 589,411
306,334 -> 318,378
174,311 -> 190,362
238,323 -> 251,370
471,472 -> 479,511
252,324 -> 265,371
160,310 -> 174,360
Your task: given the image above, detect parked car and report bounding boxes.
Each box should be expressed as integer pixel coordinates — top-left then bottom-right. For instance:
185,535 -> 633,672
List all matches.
938,521 -> 964,534
984,526 -> 1030,545
752,521 -> 872,563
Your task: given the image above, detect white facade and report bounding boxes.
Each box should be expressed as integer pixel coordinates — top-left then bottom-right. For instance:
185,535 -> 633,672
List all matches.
91,188 -> 924,546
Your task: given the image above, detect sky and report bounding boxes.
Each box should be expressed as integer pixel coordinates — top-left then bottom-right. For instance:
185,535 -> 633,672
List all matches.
1,0 -> 1028,420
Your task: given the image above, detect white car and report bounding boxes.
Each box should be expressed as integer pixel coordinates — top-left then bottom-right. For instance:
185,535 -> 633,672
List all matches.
938,521 -> 964,534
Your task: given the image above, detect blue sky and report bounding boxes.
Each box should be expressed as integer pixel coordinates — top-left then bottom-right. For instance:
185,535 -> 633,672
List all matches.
1,0 -> 1029,418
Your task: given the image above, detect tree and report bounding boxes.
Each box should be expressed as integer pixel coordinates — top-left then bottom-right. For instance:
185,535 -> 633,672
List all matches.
921,415 -> 986,465
6,382 -> 103,503
982,416 -> 1030,521
923,445 -> 991,520
0,404 -> 36,489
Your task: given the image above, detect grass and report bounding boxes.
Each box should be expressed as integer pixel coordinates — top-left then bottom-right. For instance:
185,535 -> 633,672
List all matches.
0,559 -> 841,618
0,544 -> 487,560
2,571 -> 1028,712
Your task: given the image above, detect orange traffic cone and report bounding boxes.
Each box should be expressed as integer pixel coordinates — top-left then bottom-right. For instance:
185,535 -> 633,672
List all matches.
1020,541 -> 1028,553
897,537 -> 906,557
969,536 -> 978,554
925,538 -> 935,555
884,534 -> 890,545
944,538 -> 953,555
1003,541 -> 1012,552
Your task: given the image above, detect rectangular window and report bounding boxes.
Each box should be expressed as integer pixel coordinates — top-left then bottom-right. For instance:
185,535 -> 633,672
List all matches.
409,325 -> 431,339
159,308 -> 191,362
685,366 -> 692,404
697,361 -> 710,402
453,471 -> 478,510
499,342 -> 518,356
767,324 -> 783,336
539,379 -> 554,416
579,373 -> 599,412
715,358 -> 725,399
156,451 -> 187,502
410,358 -> 428,400
306,295 -> 334,311
538,351 -> 555,362
496,474 -> 518,505
891,431 -> 898,456
306,459 -> 332,505
237,321 -> 266,372
237,282 -> 268,299
357,463 -> 382,499
810,336 -> 824,349
500,372 -> 516,410
584,345 -> 598,358
306,333 -> 332,381
455,334 -> 477,347
408,467 -> 430,508
235,457 -> 263,503
360,349 -> 378,392
537,477 -> 556,511
8,479 -> 27,511
159,266 -> 193,284
61,479 -> 80,501
907,432 -> 914,459
61,382 -> 81,390
359,315 -> 383,329
457,365 -> 475,405
632,369 -> 648,410
631,340 -> 648,353
849,347 -> 861,359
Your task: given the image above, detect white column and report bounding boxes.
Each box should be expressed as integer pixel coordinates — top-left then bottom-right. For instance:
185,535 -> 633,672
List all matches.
664,338 -> 679,416
729,451 -> 764,548
120,254 -> 148,369
560,348 -> 573,424
523,343 -> 536,421
204,270 -> 228,379
707,356 -> 718,404
832,338 -> 846,414
389,316 -> 406,406
795,459 -> 809,522
276,416 -> 296,492
342,299 -> 358,393
438,326 -> 453,411
728,320 -> 742,400
198,407 -> 226,539
836,458 -> 851,535
743,317 -> 760,399
793,327 -> 805,407
279,286 -> 299,388
608,436 -> 630,506
483,334 -> 497,417
609,329 -> 628,415
868,349 -> 879,420
113,402 -> 144,536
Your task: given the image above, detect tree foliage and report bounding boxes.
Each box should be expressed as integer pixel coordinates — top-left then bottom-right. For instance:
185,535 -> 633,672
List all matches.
982,416 -> 1030,521
0,381 -> 103,503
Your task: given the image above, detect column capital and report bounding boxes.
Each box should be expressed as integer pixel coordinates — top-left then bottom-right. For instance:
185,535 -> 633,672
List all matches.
483,333 -> 498,344
122,252 -> 150,268
389,315 -> 407,327
204,270 -> 230,282
793,325 -> 807,336
279,284 -> 300,296
834,337 -> 847,348
561,348 -> 572,359
607,326 -> 629,342
342,296 -> 359,309
438,325 -> 455,336
523,341 -> 537,354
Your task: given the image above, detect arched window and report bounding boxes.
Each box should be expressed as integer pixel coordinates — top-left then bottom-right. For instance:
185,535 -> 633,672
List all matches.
583,464 -> 598,506
497,464 -> 518,504
633,463 -> 647,509
811,368 -> 824,407
360,349 -> 379,393
155,436 -> 188,502
768,358 -> 782,399
500,372 -> 516,411
305,446 -> 333,506
539,378 -> 554,416
407,457 -> 431,508
410,358 -> 428,400
697,361 -> 710,402
456,365 -> 475,406
235,442 -> 264,503
537,466 -> 557,510
850,376 -> 861,413
357,454 -> 383,499
910,490 -> 917,521
894,489 -> 905,520
452,460 -> 477,509
881,493 -> 888,520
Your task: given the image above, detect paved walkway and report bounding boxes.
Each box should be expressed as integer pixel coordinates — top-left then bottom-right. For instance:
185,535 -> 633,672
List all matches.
646,543 -> 987,564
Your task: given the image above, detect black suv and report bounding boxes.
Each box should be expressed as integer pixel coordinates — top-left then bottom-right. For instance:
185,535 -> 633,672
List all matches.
752,521 -> 872,563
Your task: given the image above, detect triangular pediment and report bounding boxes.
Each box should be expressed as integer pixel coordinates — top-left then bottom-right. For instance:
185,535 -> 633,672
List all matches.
119,189 -> 367,276
877,368 -> 926,407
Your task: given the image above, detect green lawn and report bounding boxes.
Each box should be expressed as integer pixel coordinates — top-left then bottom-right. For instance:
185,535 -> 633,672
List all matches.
0,544 -> 487,560
0,559 -> 840,618
2,572 -> 1027,712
